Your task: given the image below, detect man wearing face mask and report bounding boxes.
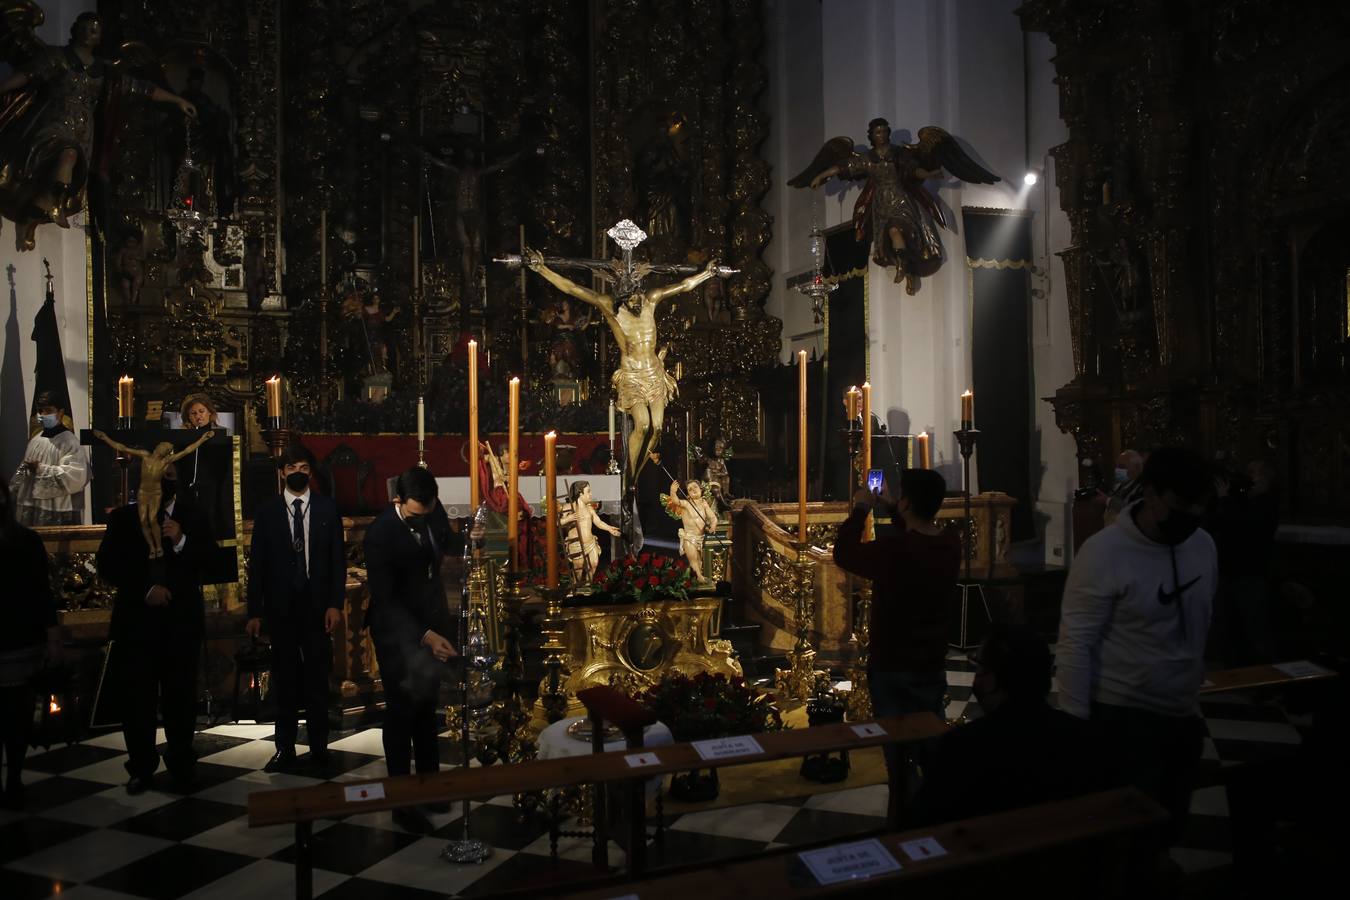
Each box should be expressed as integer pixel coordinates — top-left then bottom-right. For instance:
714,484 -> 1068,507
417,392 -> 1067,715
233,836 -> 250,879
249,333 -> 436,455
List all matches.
1057,446 -> 1217,843
246,444 -> 345,773
9,391 -> 88,525
1102,448 -> 1145,526
97,461 -> 212,793
834,468 -> 961,828
363,466 -> 464,833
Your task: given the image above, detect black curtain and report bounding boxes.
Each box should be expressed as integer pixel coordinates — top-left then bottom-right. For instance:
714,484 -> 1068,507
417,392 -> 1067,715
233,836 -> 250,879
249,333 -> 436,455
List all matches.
818,225 -> 868,500
962,208 -> 1034,540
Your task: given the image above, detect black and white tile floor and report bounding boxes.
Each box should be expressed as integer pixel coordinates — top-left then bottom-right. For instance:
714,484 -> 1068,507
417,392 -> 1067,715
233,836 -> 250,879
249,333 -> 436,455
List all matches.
0,652 -> 1305,898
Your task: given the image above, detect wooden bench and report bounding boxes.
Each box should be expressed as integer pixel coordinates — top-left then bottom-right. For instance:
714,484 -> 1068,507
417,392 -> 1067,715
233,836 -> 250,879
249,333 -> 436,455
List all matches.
247,712 -> 947,899
547,787 -> 1167,899
1199,660 -> 1338,695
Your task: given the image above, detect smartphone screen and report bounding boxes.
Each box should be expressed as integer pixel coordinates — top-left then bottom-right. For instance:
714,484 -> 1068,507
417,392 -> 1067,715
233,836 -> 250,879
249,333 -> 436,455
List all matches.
866,468 -> 884,494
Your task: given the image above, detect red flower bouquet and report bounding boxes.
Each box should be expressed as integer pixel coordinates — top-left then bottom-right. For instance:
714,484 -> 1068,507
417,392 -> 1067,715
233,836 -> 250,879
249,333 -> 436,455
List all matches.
595,552 -> 694,603
634,672 -> 784,742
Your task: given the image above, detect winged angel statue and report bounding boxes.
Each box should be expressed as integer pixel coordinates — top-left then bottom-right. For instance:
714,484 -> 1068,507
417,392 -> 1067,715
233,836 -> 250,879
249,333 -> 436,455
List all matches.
789,118 -> 998,294
0,4 -> 195,251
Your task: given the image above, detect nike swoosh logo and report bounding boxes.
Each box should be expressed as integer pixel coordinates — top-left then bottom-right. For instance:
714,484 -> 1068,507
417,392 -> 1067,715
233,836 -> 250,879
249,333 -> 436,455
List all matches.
1159,575 -> 1202,605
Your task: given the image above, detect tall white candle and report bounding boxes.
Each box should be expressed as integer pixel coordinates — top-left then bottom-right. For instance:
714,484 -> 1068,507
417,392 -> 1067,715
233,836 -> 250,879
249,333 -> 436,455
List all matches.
417,396 -> 425,444
608,400 -> 616,444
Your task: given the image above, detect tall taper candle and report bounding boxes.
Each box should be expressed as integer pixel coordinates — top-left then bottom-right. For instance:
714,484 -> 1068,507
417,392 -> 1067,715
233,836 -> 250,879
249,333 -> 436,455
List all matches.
117,375 -> 134,419
917,431 -> 931,469
417,396 -> 425,444
507,376 -> 520,568
265,375 -> 282,420
862,382 -> 872,541
468,340 -> 480,510
608,400 -> 616,445
545,431 -> 558,588
798,350 -> 808,544
961,390 -> 974,431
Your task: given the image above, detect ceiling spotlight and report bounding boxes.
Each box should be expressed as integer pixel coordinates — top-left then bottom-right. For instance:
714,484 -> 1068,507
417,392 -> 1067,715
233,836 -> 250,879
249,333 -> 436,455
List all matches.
1023,171 -> 1039,186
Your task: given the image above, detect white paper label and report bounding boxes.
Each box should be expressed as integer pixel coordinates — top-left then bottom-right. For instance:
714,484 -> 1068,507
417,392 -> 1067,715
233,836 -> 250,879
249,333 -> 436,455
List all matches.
851,722 -> 886,738
1274,660 -> 1333,679
625,751 -> 661,768
692,734 -> 764,761
799,838 -> 901,885
343,783 -> 386,802
899,836 -> 948,861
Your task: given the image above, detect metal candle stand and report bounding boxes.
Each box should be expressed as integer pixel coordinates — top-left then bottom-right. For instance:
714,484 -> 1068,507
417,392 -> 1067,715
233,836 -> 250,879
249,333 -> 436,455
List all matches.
443,529 -> 492,865
114,416 -> 133,505
264,418 -> 290,494
952,428 -> 991,649
774,540 -> 826,701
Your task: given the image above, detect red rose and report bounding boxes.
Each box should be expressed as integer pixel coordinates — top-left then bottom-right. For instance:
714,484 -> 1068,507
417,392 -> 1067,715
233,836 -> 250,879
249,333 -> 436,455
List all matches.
645,575 -> 659,587
675,558 -> 688,569
638,552 -> 651,565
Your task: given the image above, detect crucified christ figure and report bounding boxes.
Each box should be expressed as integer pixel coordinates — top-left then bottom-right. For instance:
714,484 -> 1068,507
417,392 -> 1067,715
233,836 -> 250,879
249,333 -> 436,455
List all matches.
92,429 -> 211,557
524,247 -> 717,486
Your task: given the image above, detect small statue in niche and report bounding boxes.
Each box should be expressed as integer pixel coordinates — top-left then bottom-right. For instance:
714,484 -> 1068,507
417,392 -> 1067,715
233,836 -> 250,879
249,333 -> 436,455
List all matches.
663,480 -> 718,582
696,437 -> 733,503
91,429 -> 211,558
634,110 -> 692,251
560,480 -> 621,586
0,8 -> 196,251
114,232 -> 145,305
540,296 -> 590,381
790,119 -> 998,294
361,288 -> 399,374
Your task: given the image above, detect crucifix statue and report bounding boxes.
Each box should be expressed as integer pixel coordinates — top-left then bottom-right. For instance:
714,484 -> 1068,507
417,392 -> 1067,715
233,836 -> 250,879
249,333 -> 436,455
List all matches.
496,220 -> 735,547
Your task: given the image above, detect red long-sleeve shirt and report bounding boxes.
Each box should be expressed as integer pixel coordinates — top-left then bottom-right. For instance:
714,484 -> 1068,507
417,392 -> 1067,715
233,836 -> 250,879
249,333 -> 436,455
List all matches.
833,506 -> 961,673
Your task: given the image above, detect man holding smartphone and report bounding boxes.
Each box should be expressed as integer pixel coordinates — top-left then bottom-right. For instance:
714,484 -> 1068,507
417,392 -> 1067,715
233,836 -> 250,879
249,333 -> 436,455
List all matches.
834,468 -> 961,827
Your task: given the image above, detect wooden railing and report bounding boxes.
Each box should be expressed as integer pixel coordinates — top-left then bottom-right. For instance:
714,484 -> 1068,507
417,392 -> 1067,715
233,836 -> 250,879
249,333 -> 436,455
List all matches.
549,787 -> 1167,899
247,712 -> 947,899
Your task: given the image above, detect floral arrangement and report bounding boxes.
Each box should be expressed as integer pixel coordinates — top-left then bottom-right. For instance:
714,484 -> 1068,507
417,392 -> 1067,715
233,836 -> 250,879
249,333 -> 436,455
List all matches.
596,552 -> 694,603
635,672 -> 784,742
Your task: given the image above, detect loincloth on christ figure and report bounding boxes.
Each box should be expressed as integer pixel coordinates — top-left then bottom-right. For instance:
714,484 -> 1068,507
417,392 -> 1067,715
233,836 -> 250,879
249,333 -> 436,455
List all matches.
612,362 -> 677,412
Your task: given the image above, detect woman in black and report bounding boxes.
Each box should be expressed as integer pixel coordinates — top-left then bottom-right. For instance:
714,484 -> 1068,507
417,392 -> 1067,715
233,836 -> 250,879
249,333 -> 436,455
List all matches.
0,482 -> 61,808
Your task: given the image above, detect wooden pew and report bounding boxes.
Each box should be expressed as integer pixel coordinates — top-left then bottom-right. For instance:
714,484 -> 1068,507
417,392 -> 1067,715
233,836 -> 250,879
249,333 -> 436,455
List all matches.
248,713 -> 947,899
550,787 -> 1167,899
1199,660 -> 1338,695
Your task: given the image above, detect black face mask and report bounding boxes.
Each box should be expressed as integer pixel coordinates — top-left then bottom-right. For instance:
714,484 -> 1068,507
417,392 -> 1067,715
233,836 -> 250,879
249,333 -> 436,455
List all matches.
285,471 -> 310,493
1157,509 -> 1202,546
161,479 -> 178,502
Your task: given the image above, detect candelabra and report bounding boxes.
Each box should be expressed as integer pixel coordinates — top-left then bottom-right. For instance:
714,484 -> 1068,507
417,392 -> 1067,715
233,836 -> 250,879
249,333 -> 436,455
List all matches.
952,428 -> 991,649
774,542 -> 827,701
534,585 -> 571,726
443,531 -> 492,865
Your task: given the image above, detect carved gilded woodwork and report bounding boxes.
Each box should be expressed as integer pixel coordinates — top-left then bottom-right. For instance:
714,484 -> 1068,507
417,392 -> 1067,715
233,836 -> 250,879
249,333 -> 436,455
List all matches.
1023,0 -> 1350,516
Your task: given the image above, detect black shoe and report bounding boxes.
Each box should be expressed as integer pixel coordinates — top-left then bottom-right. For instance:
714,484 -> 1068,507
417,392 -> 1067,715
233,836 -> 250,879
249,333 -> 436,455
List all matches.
263,749 -> 297,773
126,776 -> 152,796
392,806 -> 434,835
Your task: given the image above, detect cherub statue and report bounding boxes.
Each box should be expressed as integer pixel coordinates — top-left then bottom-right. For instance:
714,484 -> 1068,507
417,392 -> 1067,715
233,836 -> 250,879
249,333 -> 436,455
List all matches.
92,429 -> 211,558
561,481 -> 621,585
664,480 -> 718,582
0,7 -> 196,251
789,119 -> 998,294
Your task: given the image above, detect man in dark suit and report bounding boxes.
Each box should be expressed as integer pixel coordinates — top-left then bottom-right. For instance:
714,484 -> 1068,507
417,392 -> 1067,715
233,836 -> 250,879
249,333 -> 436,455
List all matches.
364,466 -> 464,832
97,461 -> 212,794
246,444 -> 345,773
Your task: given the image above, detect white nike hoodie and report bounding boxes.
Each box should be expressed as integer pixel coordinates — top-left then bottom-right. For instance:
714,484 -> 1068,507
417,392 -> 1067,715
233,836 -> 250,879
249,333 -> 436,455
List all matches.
1056,504 -> 1218,719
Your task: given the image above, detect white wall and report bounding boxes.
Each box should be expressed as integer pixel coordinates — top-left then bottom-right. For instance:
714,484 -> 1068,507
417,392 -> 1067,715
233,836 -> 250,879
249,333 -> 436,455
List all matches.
763,0 -> 1078,563
0,0 -> 96,509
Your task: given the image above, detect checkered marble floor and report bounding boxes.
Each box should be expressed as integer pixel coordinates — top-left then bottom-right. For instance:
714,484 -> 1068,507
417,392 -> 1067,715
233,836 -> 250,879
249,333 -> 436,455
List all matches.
0,652 -> 1305,898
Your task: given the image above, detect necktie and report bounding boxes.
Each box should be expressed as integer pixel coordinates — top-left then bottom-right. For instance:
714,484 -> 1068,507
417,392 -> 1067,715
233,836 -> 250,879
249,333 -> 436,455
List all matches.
291,498 -> 308,592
